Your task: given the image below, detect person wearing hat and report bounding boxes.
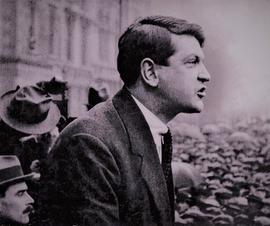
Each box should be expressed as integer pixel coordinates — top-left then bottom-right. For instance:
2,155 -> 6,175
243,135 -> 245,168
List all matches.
173,162 -> 204,218
85,82 -> 110,111
0,156 -> 34,226
0,85 -> 61,174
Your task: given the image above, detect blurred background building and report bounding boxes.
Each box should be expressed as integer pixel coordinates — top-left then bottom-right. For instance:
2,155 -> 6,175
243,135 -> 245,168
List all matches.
0,0 -> 150,117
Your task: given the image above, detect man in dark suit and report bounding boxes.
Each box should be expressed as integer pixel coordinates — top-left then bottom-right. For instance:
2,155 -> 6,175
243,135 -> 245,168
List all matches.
39,16 -> 210,226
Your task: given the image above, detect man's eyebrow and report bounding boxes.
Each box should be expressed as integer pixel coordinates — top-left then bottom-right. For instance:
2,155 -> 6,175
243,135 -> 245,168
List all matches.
16,189 -> 27,194
183,53 -> 205,61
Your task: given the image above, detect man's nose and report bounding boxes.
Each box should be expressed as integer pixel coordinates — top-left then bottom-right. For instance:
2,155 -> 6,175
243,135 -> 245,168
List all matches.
26,192 -> 34,204
198,64 -> 211,83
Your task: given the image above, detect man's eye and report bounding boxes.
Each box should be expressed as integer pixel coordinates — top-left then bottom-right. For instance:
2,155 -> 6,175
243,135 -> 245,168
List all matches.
186,58 -> 199,65
17,191 -> 25,197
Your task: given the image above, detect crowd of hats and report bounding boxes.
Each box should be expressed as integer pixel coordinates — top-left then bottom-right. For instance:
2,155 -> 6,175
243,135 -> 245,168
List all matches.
171,118 -> 270,226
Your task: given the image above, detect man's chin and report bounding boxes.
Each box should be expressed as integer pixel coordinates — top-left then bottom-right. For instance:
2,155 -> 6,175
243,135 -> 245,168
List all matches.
18,215 -> 30,225
194,101 -> 204,113
183,104 -> 204,114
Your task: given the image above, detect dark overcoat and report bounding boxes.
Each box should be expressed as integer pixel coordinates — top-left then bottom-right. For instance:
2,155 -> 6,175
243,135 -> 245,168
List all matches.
39,87 -> 173,226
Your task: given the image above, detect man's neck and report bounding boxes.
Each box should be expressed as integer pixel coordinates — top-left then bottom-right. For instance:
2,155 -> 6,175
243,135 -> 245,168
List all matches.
127,86 -> 175,124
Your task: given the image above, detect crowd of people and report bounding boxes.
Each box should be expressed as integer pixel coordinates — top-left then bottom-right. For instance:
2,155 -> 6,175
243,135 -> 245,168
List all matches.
0,15 -> 268,226
171,119 -> 270,225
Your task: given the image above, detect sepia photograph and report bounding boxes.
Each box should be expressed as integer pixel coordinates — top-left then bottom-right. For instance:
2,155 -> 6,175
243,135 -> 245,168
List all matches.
0,0 -> 270,225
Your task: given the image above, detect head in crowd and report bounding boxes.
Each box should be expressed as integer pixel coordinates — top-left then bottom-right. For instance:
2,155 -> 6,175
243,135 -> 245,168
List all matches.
0,85 -> 61,136
0,85 -> 61,173
172,162 -> 204,213
0,156 -> 34,225
37,77 -> 69,123
117,15 -> 210,120
86,81 -> 110,111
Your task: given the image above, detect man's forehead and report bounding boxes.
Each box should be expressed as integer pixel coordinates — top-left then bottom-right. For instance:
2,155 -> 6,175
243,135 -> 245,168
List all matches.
171,34 -> 205,59
7,182 -> 28,193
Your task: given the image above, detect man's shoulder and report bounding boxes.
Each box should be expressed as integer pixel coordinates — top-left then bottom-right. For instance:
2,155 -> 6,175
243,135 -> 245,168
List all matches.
62,88 -> 132,136
62,99 -> 117,136
54,88 -> 140,148
48,97 -> 130,162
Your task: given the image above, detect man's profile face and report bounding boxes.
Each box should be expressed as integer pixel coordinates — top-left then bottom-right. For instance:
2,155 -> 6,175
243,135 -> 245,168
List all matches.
0,182 -> 34,224
157,34 -> 211,114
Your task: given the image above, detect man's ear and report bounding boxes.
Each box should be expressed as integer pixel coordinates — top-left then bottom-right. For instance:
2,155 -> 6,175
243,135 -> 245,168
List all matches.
140,58 -> 159,87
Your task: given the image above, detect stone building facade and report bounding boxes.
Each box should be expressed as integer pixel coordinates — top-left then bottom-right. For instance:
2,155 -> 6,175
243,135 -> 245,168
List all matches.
0,0 -> 150,116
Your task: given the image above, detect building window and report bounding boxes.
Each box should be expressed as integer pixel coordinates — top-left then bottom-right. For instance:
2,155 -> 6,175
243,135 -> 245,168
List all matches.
80,0 -> 86,10
81,17 -> 89,65
65,9 -> 75,61
99,28 -> 109,62
28,0 -> 37,50
49,4 -> 57,54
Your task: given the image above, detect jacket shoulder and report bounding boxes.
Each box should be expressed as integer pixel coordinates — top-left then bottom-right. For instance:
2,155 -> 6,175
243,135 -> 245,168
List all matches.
57,99 -> 126,148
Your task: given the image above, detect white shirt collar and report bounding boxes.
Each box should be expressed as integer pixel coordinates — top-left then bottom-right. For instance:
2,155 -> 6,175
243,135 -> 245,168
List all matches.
131,95 -> 168,162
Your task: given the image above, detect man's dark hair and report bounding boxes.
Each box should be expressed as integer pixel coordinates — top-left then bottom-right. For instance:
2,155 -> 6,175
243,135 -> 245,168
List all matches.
117,15 -> 205,87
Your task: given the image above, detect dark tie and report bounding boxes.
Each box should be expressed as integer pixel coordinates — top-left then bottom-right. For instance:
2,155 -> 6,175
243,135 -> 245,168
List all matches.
162,129 -> 175,220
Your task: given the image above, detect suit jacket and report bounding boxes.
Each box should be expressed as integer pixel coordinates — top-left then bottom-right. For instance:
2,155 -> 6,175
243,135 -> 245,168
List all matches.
39,87 -> 174,226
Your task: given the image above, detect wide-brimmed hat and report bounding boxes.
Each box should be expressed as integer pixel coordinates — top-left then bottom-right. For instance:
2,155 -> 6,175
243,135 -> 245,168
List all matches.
0,155 -> 34,187
0,85 -> 60,134
172,162 -> 203,189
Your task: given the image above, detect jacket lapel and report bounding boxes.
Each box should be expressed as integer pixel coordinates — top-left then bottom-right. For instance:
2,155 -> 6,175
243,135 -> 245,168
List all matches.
112,87 -> 172,223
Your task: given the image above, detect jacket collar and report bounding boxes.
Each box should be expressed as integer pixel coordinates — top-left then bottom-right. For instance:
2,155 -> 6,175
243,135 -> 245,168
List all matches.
112,87 -> 172,224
